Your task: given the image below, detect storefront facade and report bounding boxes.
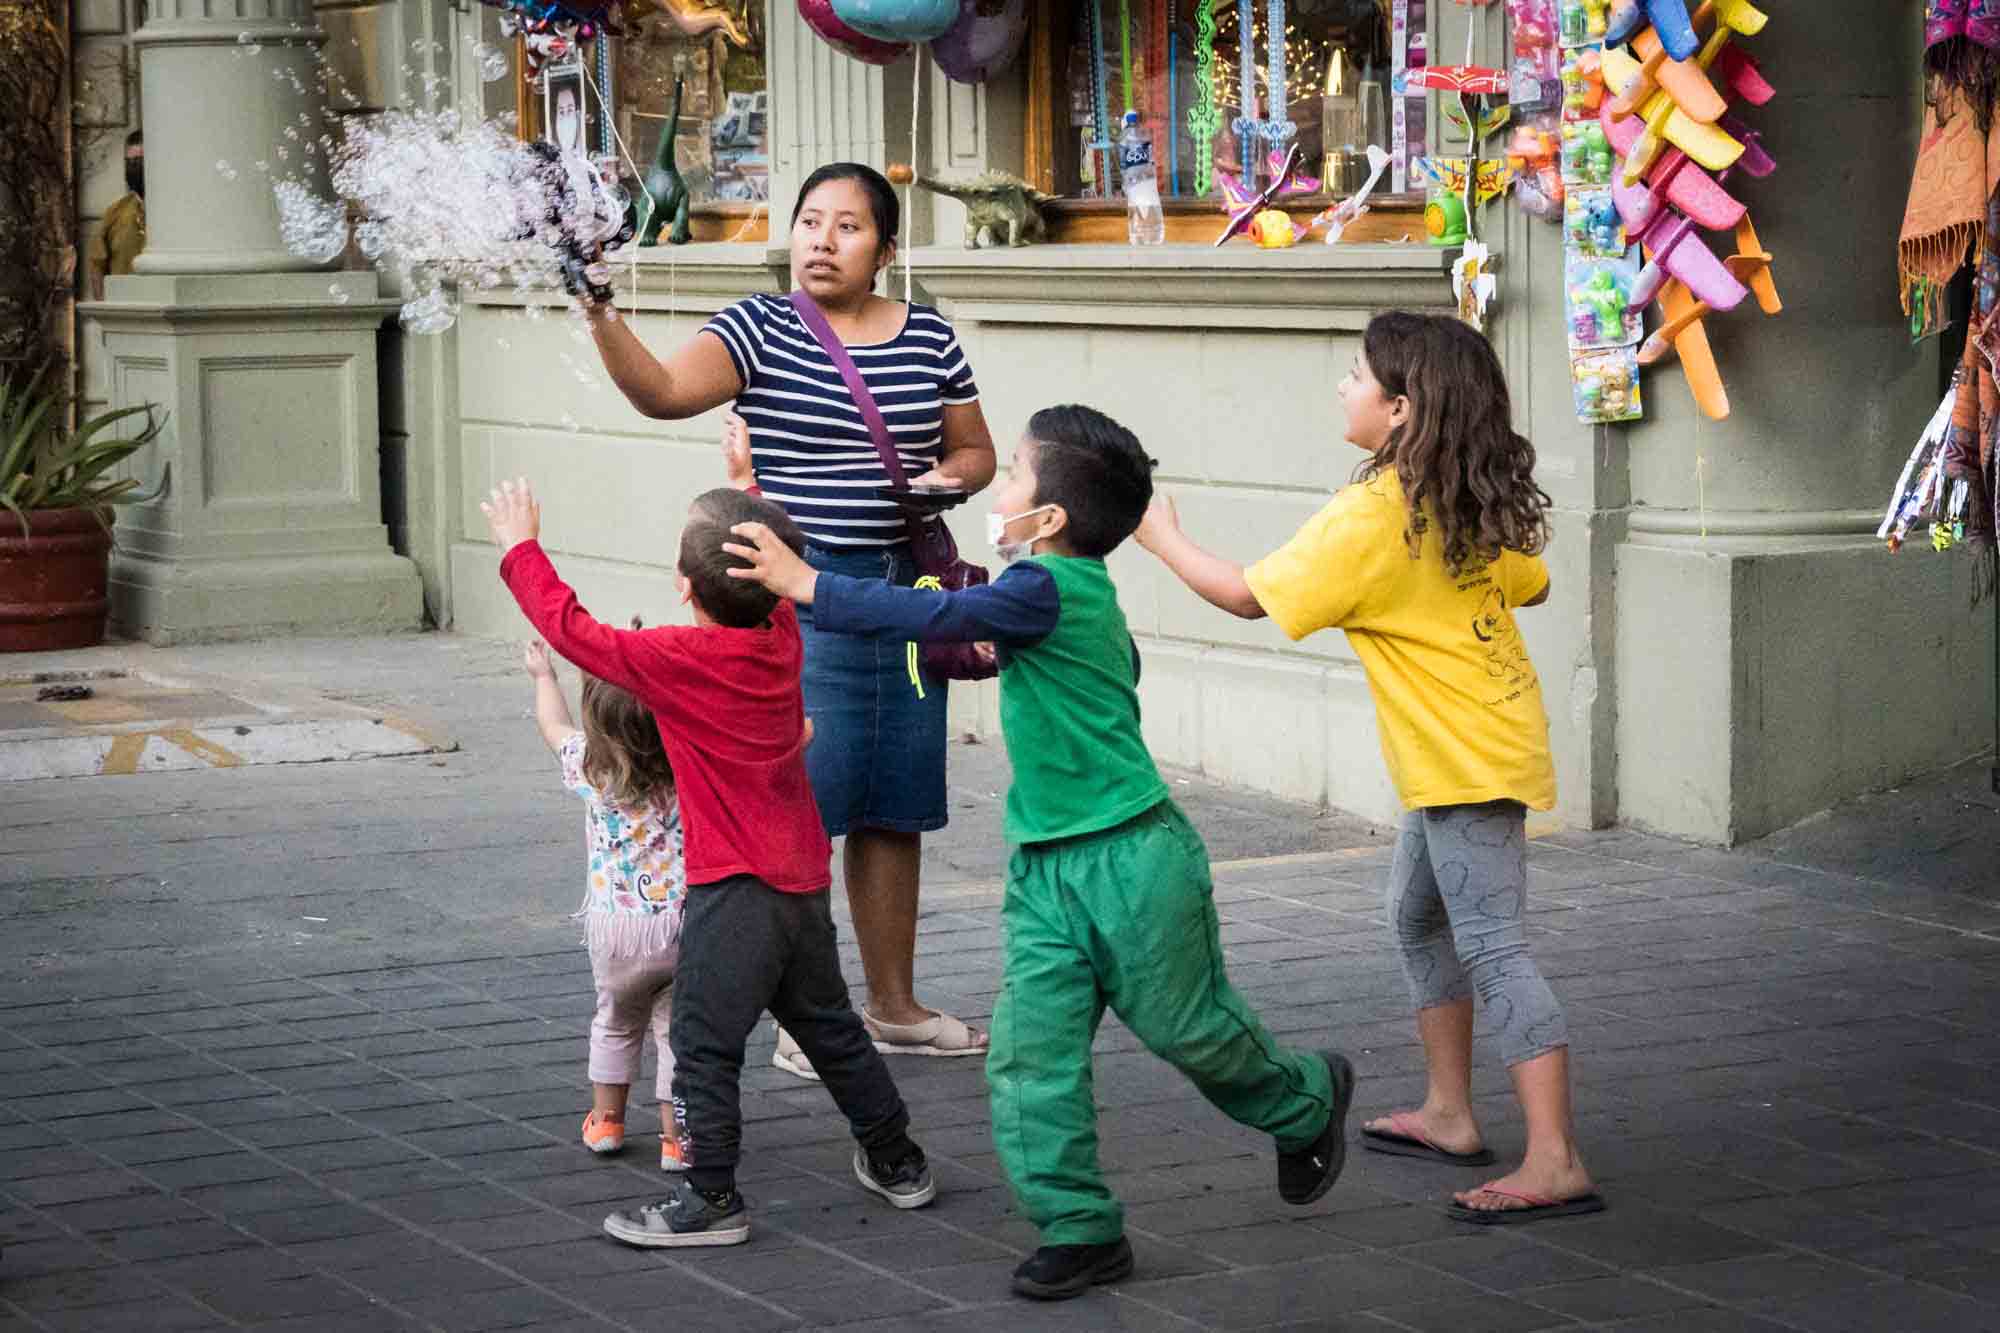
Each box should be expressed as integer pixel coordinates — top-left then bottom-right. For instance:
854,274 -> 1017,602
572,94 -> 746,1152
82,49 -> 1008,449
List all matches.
79,0 -> 1995,843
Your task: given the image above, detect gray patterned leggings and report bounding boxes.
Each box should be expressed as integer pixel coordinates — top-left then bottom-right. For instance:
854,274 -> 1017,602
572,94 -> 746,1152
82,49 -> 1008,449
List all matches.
1387,800 -> 1568,1067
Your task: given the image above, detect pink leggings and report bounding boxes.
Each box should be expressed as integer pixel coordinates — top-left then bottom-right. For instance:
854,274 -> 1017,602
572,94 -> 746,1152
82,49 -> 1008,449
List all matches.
588,943 -> 678,1102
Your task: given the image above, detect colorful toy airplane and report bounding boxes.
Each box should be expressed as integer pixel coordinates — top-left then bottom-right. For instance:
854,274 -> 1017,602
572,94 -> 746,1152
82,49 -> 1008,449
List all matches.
1309,144 -> 1393,245
1605,0 -> 1699,60
1216,148 -> 1323,202
1601,101 -> 1746,232
1213,144 -> 1312,247
1631,135 -> 1779,419
1608,0 -> 1766,119
1601,45 -> 1743,184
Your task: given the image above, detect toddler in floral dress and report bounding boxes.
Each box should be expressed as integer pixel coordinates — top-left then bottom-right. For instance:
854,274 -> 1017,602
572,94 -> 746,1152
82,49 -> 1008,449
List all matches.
524,638 -> 690,1170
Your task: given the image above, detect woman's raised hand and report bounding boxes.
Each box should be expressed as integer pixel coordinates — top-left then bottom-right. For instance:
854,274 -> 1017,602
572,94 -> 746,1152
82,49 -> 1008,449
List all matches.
722,411 -> 755,489
723,522 -> 819,604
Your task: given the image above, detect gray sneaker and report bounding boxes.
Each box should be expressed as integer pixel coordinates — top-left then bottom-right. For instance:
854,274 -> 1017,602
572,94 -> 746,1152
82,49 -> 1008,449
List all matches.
602,1177 -> 750,1248
852,1147 -> 937,1209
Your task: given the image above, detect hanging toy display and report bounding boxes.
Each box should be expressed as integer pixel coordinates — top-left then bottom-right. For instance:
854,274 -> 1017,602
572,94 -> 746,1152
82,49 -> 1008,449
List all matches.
484,0 -> 623,77
1506,0 -> 1564,218
930,0 -> 1028,83
797,0 -> 910,63
1555,0 -> 1638,421
1408,52 -> 1513,245
1596,0 -> 1780,421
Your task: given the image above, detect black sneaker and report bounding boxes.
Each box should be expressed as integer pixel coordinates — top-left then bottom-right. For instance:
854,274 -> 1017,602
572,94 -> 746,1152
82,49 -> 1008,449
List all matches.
852,1146 -> 937,1209
601,1176 -> 750,1247
1277,1050 -> 1356,1206
1011,1236 -> 1135,1300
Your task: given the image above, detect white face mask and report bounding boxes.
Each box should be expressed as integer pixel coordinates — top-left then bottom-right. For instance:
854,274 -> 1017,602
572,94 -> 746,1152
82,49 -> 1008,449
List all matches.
987,504 -> 1057,563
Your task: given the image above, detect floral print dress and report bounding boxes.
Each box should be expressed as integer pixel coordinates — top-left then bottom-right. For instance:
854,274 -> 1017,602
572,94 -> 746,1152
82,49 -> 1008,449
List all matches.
560,732 -> 686,958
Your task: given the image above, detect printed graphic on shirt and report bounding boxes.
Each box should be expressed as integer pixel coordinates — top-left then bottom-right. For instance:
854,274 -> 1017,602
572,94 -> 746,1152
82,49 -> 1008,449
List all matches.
1461,578 -> 1540,706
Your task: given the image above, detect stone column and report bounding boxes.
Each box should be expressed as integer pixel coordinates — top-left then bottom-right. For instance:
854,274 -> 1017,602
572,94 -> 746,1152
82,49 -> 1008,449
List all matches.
1609,2 -> 1993,841
86,0 -> 422,643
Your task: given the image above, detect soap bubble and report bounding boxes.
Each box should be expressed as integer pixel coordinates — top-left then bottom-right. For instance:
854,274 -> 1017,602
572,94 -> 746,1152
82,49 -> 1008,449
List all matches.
238,32 -> 262,53
399,285 -> 458,335
329,283 -> 351,304
273,180 -> 350,263
475,41 -> 510,82
215,159 -> 239,180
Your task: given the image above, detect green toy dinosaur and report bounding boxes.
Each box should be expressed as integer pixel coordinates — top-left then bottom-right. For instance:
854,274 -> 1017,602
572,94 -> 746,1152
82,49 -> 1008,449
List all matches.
904,169 -> 1056,249
637,76 -> 692,247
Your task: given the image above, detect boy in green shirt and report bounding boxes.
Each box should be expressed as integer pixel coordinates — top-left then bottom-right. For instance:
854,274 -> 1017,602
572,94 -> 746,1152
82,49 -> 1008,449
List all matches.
724,404 -> 1354,1300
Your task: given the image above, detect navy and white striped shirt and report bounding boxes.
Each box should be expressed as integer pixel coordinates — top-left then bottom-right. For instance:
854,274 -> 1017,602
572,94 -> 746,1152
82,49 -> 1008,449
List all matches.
703,294 -> 980,548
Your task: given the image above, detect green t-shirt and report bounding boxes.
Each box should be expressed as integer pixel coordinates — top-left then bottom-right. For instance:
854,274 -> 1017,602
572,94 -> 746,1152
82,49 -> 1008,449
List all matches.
1000,555 -> 1169,844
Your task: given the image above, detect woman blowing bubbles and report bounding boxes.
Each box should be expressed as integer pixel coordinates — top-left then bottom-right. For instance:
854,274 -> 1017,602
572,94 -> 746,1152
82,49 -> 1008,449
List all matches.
580,163 -> 997,1072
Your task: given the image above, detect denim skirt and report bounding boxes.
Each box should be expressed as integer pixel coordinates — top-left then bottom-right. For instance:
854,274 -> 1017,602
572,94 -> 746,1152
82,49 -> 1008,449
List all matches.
799,542 -> 949,838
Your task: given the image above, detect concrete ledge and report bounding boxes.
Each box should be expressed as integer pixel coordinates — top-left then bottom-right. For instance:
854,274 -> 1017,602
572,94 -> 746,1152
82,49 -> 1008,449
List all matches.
1617,537 -> 1993,844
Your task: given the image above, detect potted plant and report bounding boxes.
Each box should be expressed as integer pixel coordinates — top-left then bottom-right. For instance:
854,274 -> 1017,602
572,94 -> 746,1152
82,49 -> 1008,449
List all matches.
0,367 -> 164,651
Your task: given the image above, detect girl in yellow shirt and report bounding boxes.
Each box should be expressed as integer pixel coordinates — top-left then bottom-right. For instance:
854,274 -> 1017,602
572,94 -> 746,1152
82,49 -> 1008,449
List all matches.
1137,311 -> 1600,1226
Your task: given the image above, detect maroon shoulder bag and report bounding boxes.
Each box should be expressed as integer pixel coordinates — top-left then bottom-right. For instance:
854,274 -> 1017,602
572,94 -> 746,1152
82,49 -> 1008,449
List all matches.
787,291 -> 997,682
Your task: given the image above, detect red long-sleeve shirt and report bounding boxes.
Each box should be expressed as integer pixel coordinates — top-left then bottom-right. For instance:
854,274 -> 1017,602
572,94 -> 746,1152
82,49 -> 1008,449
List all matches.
500,540 -> 831,893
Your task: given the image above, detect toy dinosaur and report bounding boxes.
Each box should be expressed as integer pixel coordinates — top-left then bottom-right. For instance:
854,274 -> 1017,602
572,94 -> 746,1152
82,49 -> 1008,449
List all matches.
624,0 -> 750,45
886,165 -> 1055,248
636,76 -> 692,246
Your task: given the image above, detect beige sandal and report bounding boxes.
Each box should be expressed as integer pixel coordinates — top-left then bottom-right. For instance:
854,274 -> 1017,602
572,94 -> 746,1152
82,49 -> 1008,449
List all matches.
771,1023 -> 820,1081
862,1008 -> 988,1057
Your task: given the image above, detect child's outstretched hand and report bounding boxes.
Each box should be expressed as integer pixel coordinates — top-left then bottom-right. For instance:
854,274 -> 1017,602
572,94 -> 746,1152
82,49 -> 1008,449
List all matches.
523,640 -> 557,680
723,522 -> 817,604
481,477 -> 541,553
722,412 -> 755,490
1134,494 -> 1182,554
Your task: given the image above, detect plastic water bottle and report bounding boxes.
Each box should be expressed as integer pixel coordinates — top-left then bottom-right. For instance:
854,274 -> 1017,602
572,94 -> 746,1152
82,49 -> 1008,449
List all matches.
1119,111 -> 1164,246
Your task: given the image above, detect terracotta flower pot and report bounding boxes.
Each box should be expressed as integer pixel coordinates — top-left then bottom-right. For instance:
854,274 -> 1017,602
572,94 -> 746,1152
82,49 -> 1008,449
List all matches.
0,507 -> 114,652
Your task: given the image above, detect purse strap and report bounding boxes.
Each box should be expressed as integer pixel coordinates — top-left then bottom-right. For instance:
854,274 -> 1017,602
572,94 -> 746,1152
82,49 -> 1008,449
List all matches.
788,290 -> 910,489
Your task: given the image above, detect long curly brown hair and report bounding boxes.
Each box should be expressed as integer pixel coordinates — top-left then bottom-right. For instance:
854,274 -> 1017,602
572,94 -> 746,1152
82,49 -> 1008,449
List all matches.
1354,312 -> 1551,576
579,617 -> 675,811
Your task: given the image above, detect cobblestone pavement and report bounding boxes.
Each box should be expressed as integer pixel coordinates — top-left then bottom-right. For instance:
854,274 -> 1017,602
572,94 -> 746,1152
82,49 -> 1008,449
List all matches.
2,635 -> 1997,1332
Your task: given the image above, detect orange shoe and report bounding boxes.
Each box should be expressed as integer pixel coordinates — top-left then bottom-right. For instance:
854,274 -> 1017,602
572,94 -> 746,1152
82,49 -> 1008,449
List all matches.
582,1110 -> 626,1155
660,1131 -> 692,1172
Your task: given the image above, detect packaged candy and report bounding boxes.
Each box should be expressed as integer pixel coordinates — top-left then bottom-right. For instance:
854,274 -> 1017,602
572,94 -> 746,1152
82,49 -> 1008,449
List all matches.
1570,346 -> 1642,422
1564,187 -> 1623,257
1566,252 -> 1643,350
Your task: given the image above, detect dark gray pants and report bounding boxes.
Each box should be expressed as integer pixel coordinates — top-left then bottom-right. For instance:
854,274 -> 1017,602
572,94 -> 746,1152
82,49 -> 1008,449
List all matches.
670,876 -> 914,1193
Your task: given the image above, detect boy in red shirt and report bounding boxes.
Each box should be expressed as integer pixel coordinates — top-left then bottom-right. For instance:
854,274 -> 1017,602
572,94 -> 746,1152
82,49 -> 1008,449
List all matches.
484,478 -> 935,1248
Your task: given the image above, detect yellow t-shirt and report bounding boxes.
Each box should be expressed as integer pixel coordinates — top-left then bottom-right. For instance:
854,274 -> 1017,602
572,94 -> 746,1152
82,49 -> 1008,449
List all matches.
1245,471 -> 1556,812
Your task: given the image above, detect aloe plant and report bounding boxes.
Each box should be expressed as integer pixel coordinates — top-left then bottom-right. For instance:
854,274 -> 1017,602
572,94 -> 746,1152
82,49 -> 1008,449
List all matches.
0,367 -> 167,535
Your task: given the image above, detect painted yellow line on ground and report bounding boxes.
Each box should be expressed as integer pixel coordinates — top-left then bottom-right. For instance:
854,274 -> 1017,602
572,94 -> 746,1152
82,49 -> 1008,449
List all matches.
164,730 -> 243,768
99,733 -> 149,776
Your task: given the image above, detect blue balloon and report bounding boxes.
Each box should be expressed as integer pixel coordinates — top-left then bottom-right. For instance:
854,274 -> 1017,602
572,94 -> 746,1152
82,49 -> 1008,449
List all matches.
830,0 -> 960,42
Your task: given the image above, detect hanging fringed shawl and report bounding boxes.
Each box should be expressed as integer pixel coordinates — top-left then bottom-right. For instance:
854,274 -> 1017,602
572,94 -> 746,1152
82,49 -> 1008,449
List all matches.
1899,90 -> 2000,337
1950,205 -> 2000,558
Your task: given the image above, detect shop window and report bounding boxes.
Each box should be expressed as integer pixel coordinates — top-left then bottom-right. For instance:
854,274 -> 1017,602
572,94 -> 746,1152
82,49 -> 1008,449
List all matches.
1024,0 -> 1428,241
517,1 -> 769,242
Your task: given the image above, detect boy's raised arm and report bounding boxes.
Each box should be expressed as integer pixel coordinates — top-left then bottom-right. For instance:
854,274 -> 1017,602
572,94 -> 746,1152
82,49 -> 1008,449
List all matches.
485,479 -> 681,704
725,522 -> 1059,646
1134,497 -> 1268,621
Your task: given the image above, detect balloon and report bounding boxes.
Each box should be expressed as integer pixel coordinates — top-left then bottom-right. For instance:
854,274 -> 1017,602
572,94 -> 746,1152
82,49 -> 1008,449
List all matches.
830,0 -> 959,42
929,0 -> 1027,84
797,0 -> 909,63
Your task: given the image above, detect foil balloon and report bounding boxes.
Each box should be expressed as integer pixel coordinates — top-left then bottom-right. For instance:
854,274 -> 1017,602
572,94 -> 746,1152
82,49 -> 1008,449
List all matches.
830,0 -> 960,42
929,0 -> 1028,84
798,0 -> 909,63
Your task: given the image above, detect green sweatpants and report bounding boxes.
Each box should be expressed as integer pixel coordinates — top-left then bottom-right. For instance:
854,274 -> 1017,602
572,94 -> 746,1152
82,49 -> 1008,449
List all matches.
987,800 -> 1334,1246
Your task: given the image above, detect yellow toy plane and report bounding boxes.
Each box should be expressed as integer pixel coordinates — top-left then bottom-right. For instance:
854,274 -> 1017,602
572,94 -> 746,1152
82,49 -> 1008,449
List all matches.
1637,216 -> 1779,420
1603,46 -> 1744,185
